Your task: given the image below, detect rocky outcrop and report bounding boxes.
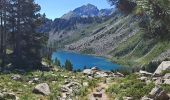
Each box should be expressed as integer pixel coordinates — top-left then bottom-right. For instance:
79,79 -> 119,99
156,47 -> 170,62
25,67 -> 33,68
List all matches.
65,14 -> 139,56
154,61 -> 170,76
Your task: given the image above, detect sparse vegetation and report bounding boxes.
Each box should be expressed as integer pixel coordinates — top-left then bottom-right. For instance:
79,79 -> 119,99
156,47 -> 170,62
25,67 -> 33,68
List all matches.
107,74 -> 155,99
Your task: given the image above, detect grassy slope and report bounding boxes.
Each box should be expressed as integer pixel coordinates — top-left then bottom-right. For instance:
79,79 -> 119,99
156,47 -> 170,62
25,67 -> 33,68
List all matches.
111,31 -> 170,67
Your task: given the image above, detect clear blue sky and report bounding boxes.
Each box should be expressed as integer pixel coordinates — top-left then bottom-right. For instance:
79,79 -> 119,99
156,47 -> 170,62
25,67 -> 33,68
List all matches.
35,0 -> 112,20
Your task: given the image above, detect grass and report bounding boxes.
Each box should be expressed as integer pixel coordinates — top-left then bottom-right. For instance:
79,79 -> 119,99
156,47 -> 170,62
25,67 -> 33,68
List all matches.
107,74 -> 155,99
111,30 -> 170,67
0,69 -> 98,100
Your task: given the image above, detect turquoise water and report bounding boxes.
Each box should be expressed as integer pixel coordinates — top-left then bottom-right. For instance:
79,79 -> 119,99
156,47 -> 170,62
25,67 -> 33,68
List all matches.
52,51 -> 123,71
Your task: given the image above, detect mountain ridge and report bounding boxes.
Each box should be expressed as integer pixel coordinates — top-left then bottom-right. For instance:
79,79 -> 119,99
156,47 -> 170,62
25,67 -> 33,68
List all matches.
61,3 -> 114,19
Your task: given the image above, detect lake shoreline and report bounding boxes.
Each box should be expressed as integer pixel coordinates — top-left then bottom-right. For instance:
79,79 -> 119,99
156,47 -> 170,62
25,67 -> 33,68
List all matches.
52,50 -> 125,71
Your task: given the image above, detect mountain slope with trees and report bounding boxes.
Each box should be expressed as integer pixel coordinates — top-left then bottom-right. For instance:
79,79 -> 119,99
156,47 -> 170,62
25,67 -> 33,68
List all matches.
41,0 -> 170,69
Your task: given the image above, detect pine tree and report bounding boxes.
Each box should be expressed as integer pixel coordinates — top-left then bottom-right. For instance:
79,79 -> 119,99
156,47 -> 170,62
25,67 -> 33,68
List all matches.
12,0 -> 43,69
64,60 -> 73,71
54,58 -> 61,67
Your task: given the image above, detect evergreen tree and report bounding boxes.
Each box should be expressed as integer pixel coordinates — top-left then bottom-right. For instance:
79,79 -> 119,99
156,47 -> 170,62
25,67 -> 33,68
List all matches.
0,0 -> 46,69
107,0 -> 136,14
64,60 -> 73,71
11,0 -> 43,69
54,58 -> 61,67
135,0 -> 170,38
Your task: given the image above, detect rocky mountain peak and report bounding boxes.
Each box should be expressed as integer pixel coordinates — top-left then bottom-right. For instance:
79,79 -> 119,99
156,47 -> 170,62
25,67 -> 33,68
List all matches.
61,4 -> 114,19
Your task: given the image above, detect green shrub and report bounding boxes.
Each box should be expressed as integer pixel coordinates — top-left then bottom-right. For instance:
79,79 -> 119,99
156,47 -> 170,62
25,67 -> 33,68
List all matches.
161,84 -> 170,92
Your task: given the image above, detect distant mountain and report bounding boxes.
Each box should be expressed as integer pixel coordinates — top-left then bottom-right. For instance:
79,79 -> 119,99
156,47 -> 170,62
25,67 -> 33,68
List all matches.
61,4 -> 114,19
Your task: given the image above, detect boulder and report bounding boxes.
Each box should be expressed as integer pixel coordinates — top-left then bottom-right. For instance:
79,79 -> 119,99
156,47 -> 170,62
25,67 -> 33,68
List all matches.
83,69 -> 93,75
11,75 -> 21,81
154,61 -> 170,76
33,83 -> 51,95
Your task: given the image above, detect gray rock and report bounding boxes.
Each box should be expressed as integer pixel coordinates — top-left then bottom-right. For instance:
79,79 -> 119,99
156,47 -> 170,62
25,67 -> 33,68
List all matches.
155,78 -> 163,85
138,76 -> 147,81
60,86 -> 71,93
91,67 -> 98,70
163,73 -> 170,79
154,61 -> 170,76
139,70 -> 153,77
141,96 -> 153,100
83,82 -> 89,87
83,69 -> 93,75
28,78 -> 39,84
33,83 -> 51,95
123,97 -> 133,100
164,79 -> 170,85
11,75 -> 21,81
66,82 -> 81,89
114,72 -> 124,77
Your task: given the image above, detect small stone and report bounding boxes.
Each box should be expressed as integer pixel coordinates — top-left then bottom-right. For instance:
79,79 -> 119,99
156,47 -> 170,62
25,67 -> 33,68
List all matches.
123,97 -> 133,100
83,82 -> 89,87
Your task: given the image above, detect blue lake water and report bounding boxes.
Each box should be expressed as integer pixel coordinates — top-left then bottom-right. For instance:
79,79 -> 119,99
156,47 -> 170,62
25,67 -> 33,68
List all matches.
52,51 -> 124,71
